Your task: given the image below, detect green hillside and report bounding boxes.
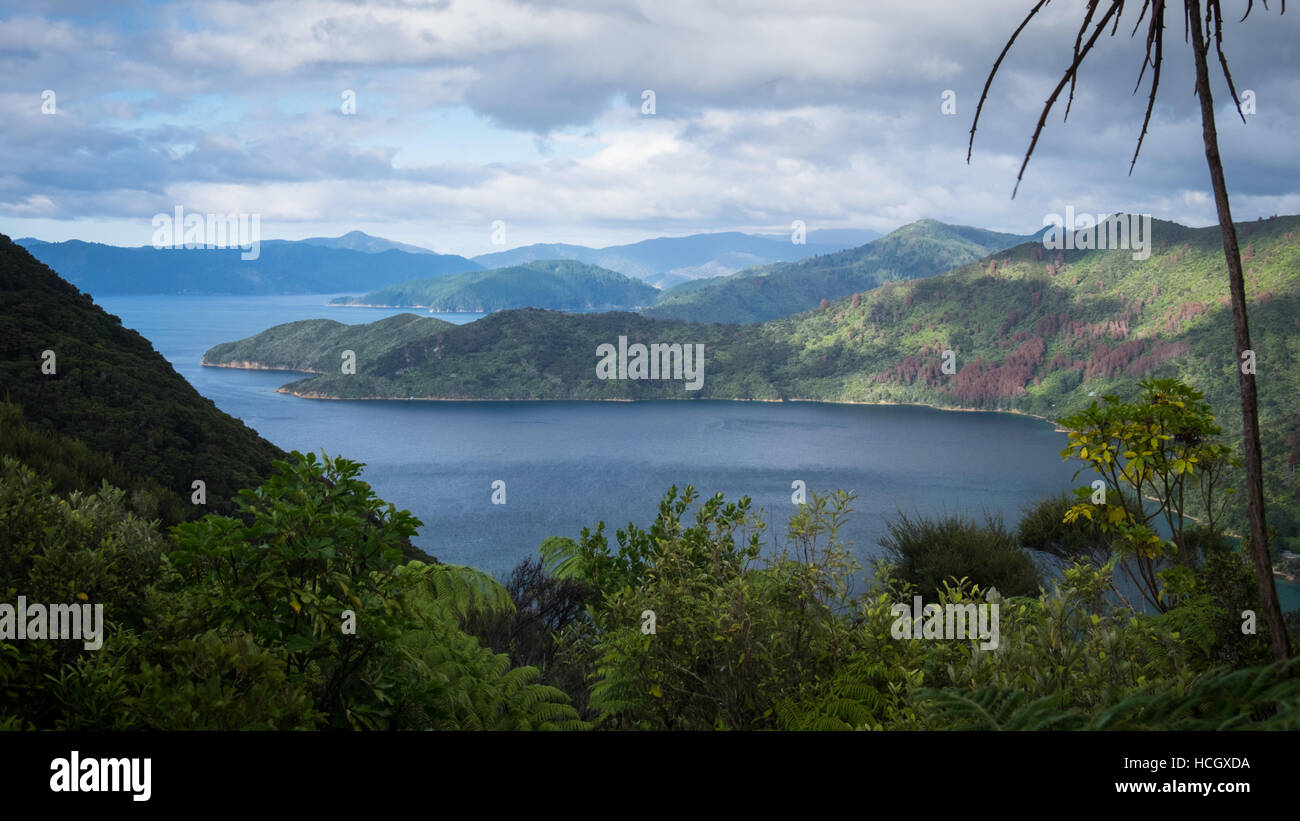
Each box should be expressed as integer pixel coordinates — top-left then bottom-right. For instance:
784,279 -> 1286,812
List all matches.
0,234 -> 286,521
330,260 -> 659,312
643,219 -> 1038,323
772,214 -> 1300,546
203,313 -> 456,374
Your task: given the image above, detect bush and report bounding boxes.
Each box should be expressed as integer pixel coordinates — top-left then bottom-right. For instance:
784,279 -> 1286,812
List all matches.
1017,493 -> 1108,560
879,510 -> 1042,599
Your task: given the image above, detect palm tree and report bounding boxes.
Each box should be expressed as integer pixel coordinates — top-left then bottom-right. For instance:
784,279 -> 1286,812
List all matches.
968,0 -> 1290,661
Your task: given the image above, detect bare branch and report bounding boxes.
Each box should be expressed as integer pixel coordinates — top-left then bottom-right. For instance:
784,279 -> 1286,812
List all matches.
1010,2 -> 1124,198
1130,1 -> 1166,173
1209,1 -> 1248,123
967,0 -> 1053,164
1065,0 -> 1103,122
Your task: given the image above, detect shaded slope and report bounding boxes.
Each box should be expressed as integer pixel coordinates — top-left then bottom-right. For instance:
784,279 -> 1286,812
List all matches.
0,233 -> 285,519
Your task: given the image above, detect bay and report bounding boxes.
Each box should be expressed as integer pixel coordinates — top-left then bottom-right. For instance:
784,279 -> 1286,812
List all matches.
93,294 -> 1300,611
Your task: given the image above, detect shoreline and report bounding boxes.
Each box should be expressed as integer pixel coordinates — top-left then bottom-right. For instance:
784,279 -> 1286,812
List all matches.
264,380 -> 1065,428
202,359 -> 1065,427
202,360 -> 326,375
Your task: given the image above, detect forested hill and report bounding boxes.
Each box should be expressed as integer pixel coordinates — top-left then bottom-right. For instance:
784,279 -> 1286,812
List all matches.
203,313 -> 456,374
329,260 -> 659,312
769,213 -> 1300,545
0,233 -> 286,522
642,219 -> 1039,323
204,214 -> 1300,544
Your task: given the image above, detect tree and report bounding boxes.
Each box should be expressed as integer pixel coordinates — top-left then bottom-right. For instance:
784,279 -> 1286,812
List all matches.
968,0 -> 1290,661
1058,378 -> 1236,612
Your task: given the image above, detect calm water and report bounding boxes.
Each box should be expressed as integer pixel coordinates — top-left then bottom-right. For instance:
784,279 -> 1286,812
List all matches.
94,294 -> 1300,610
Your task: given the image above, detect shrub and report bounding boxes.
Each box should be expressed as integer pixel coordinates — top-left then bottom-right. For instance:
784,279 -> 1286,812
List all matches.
879,510 -> 1042,599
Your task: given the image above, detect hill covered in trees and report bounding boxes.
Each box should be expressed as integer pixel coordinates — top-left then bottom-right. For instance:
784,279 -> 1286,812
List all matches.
0,233 -> 286,522
642,219 -> 1039,323
329,260 -> 659,312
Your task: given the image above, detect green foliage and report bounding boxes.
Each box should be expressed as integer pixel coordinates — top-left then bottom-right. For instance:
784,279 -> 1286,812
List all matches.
130,631 -> 321,730
388,579 -> 587,730
878,510 -> 1042,599
1058,378 -> 1240,612
1,440 -> 1289,732
166,451 -> 581,729
573,489 -> 874,729
0,457 -> 166,728
541,484 -> 762,601
1017,492 -> 1109,560
0,449 -> 584,731
463,556 -> 593,708
917,657 -> 1300,729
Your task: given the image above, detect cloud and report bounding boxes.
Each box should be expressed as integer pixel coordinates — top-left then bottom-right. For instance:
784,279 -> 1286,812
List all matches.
0,0 -> 1295,253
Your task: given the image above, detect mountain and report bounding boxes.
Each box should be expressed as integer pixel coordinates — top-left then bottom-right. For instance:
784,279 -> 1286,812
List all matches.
642,219 -> 1040,324
15,237 -> 482,296
0,233 -> 286,522
292,230 -> 438,255
470,230 -> 866,288
329,260 -> 660,312
204,215 -> 1300,545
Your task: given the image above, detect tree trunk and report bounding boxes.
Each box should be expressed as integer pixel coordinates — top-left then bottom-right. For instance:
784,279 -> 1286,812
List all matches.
1186,0 -> 1290,662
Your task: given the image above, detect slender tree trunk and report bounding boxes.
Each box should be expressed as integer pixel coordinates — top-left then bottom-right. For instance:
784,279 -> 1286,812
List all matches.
1186,0 -> 1289,661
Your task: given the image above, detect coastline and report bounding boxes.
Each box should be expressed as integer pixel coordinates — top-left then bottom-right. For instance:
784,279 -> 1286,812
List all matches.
203,359 -> 1065,426
202,360 -> 326,375
264,378 -> 1065,428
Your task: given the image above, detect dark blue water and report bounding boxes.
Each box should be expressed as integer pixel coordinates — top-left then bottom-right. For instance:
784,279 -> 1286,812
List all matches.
92,294 -> 1300,610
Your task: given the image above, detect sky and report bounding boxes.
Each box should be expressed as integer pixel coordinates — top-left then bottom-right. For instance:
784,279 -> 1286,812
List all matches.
1,0 -> 1297,258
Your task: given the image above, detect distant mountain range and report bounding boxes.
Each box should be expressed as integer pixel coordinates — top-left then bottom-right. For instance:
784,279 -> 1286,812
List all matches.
14,227 -> 881,296
323,221 -> 1025,319
469,229 -> 880,288
330,260 -> 658,312
15,236 -> 482,296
